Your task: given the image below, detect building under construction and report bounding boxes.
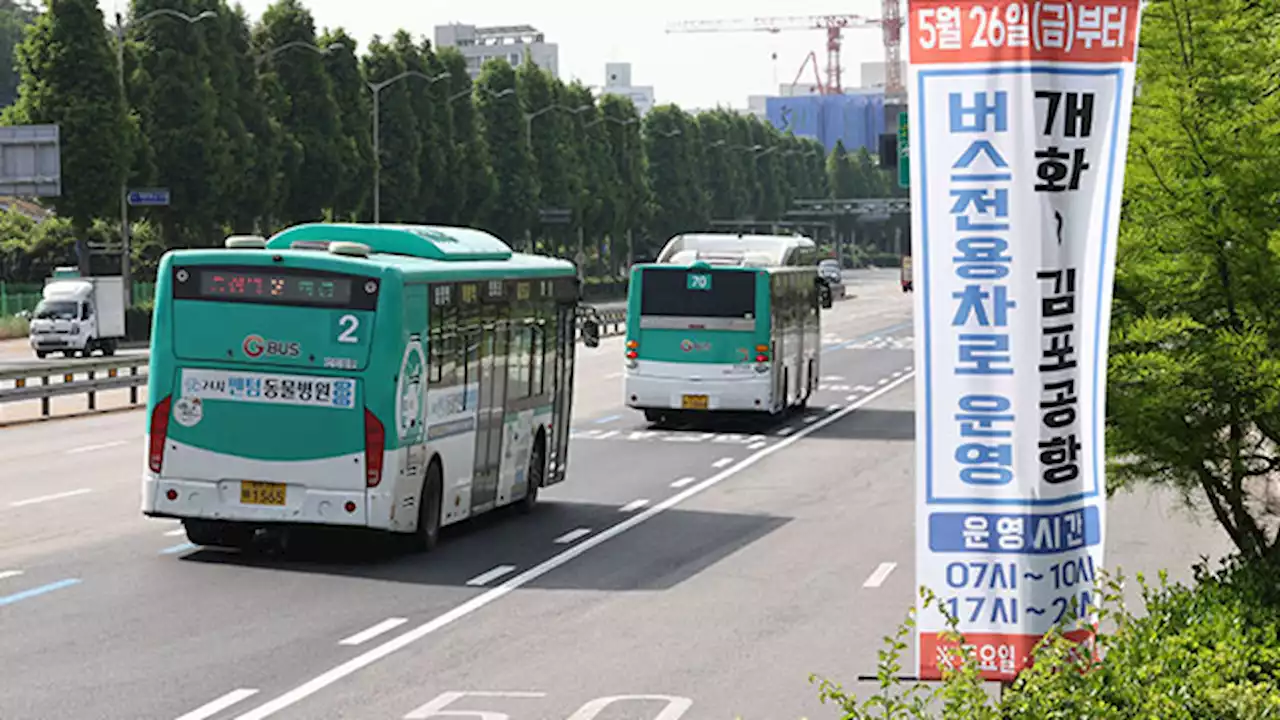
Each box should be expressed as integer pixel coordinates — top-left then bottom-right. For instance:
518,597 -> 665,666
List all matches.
666,6 -> 908,155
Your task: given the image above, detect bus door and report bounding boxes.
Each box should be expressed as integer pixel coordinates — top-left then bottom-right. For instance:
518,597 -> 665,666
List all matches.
472,305 -> 509,512
548,301 -> 576,485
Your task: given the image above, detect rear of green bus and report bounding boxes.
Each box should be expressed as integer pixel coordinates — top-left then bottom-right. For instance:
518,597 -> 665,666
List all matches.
141,245 -> 401,533
623,262 -> 777,414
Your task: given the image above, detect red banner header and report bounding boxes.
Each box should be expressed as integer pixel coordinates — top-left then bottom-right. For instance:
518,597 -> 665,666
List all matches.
909,1 -> 1141,65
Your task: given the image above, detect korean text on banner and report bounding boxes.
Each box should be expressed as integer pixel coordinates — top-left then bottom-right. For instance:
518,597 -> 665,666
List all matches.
908,0 -> 1144,681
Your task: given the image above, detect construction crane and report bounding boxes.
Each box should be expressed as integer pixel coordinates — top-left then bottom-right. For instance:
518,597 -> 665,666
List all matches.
666,7 -> 905,98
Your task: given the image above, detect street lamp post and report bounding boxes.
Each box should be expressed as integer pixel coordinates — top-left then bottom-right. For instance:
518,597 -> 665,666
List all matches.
524,104 -> 593,144
253,40 -> 345,67
113,8 -> 215,306
368,70 -> 451,223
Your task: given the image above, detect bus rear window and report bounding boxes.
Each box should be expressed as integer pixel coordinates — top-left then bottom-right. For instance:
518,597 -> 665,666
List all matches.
639,268 -> 756,318
171,264 -> 379,311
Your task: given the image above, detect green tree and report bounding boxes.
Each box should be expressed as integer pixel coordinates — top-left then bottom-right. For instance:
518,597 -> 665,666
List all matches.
319,27 -> 370,222
476,58 -> 536,248
226,4 -> 279,233
518,58 -> 575,255
1107,0 -> 1280,565
598,95 -> 646,263
643,104 -> 707,255
438,47 -> 493,226
559,83 -> 611,272
0,0 -> 36,110
127,0 -> 222,247
193,0 -> 248,236
392,31 -> 448,223
255,0 -> 341,224
362,35 -> 417,223
695,110 -> 750,220
6,0 -> 127,272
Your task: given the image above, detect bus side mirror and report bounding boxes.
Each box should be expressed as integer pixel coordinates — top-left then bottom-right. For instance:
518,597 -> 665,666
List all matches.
582,318 -> 601,348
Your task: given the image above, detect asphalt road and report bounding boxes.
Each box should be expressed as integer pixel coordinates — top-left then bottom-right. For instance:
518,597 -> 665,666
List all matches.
0,270 -> 1233,720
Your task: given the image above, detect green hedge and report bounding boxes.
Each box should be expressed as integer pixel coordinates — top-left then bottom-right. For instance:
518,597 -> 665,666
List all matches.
815,555 -> 1280,719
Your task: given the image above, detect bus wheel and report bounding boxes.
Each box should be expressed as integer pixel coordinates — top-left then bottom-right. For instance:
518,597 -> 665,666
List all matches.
518,432 -> 546,515
412,460 -> 443,552
644,409 -> 664,424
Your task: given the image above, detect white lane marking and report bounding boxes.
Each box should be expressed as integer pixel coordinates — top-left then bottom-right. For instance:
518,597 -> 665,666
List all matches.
553,528 -> 592,544
465,565 -> 517,587
826,405 -> 841,414
619,499 -> 650,513
164,528 -> 186,537
877,377 -> 889,385
891,370 -> 904,378
670,476 -> 698,489
775,427 -> 795,436
406,692 -> 548,719
845,394 -> 858,401
66,440 -> 129,455
821,375 -> 845,381
747,441 -> 767,451
9,488 -> 92,508
338,618 -> 408,646
803,415 -> 820,424
595,430 -> 620,440
230,371 -> 916,720
904,365 -> 914,372
854,385 -> 874,392
0,570 -> 23,581
711,457 -> 734,469
176,689 -> 260,720
862,562 -> 899,588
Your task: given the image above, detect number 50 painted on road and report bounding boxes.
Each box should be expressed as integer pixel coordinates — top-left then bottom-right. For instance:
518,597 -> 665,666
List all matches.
405,691 -> 693,720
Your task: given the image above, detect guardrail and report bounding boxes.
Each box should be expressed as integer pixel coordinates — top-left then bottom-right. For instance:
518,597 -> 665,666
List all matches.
0,305 -> 630,421
0,355 -> 149,420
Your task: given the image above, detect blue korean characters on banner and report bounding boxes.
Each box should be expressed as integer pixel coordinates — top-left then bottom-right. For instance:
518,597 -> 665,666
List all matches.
908,0 -> 1144,681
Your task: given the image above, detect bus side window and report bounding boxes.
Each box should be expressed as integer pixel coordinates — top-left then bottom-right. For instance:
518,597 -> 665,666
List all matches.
529,324 -> 541,398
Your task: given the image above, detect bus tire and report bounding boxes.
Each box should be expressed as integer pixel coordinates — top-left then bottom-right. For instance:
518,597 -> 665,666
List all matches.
644,409 -> 664,424
412,459 -> 443,552
518,431 -> 546,515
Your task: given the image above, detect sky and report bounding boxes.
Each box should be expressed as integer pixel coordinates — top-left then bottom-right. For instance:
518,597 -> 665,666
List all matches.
97,0 -> 899,110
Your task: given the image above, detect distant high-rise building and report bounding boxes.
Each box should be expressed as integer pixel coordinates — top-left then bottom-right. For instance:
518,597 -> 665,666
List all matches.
601,62 -> 654,117
434,23 -> 559,79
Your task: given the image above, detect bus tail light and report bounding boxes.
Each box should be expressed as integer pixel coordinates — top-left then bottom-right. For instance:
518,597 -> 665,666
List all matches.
148,396 -> 172,473
364,409 -> 385,487
626,340 -> 639,349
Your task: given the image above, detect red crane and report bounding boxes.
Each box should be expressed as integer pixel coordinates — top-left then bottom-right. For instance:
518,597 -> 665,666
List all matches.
666,7 -> 905,98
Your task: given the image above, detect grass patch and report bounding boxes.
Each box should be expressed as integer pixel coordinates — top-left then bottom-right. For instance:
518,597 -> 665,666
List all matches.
0,314 -> 28,340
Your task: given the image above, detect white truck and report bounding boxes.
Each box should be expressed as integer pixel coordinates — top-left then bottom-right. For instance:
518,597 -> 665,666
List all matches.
28,269 -> 126,359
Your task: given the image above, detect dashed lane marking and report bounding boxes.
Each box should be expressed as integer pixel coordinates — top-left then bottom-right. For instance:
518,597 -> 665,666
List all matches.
228,371 -> 916,720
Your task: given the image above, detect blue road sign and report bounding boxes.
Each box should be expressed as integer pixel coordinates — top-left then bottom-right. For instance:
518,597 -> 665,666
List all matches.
127,188 -> 170,207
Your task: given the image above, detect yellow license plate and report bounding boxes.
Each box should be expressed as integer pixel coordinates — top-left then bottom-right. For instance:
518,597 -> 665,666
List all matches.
240,480 -> 287,506
681,394 -> 709,410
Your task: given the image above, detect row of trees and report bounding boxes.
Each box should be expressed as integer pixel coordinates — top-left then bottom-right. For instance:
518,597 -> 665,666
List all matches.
1,0 -> 897,279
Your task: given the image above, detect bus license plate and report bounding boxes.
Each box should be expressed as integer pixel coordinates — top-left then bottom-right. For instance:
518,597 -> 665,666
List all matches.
240,480 -> 286,506
681,394 -> 709,410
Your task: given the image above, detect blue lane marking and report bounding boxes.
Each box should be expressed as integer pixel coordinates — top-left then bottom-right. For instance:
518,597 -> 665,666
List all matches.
0,578 -> 81,607
593,414 -> 622,425
160,542 -> 196,555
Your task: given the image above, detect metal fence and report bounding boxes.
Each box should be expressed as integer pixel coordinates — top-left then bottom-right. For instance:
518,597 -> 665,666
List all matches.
0,306 -> 628,421
0,281 -> 157,316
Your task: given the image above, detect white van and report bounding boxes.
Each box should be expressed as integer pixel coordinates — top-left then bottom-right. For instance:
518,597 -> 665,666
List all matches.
28,271 -> 126,358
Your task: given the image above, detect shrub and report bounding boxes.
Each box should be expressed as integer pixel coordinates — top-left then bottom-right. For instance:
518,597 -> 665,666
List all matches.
0,313 -> 28,340
814,555 -> 1280,719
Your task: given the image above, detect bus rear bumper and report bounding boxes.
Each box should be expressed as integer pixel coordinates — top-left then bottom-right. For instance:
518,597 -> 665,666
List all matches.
141,475 -> 384,529
624,373 -> 773,412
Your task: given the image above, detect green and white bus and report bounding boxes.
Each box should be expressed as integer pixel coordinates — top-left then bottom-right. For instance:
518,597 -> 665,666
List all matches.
622,232 -> 831,424
141,223 -> 581,551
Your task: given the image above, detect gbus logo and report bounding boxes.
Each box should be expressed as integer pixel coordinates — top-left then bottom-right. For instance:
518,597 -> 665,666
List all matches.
242,334 -> 300,359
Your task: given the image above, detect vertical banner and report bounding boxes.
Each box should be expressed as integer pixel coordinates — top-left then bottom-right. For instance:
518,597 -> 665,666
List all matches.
908,0 -> 1144,680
